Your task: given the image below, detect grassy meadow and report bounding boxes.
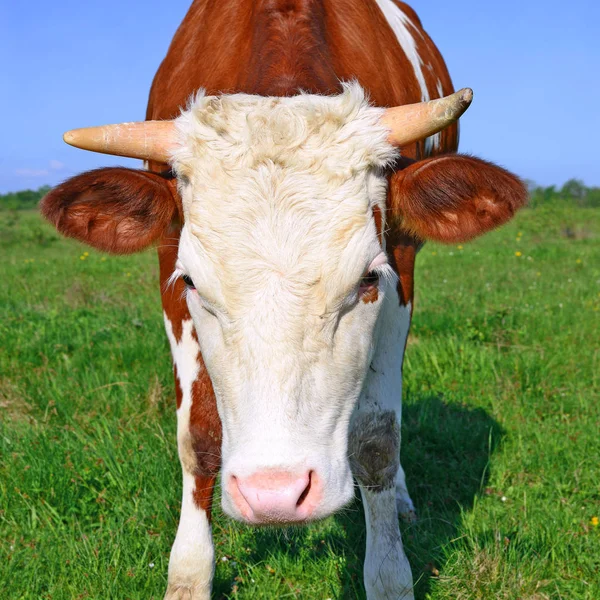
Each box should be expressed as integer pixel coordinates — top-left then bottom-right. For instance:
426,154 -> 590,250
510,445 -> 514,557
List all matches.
1,203 -> 599,599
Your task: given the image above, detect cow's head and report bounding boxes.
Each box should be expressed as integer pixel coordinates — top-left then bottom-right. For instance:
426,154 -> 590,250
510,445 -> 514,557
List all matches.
42,84 -> 526,524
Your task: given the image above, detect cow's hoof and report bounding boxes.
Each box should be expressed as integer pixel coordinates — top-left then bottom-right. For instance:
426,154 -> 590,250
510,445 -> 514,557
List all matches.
164,585 -> 210,600
396,496 -> 418,522
399,508 -> 418,523
164,586 -> 191,600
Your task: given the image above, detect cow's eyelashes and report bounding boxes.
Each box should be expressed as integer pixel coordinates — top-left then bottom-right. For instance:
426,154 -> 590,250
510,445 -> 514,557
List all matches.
181,274 -> 195,289
181,275 -> 220,317
360,271 -> 380,288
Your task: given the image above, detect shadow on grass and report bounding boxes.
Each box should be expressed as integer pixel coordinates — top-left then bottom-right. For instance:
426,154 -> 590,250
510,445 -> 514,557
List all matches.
213,395 -> 503,599
398,395 -> 504,599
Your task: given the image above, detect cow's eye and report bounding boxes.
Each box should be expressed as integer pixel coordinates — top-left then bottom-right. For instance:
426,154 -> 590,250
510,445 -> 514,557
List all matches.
360,271 -> 380,288
182,274 -> 195,289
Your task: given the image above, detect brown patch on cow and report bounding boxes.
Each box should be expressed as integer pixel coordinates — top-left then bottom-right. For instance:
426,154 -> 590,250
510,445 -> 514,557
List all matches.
372,204 -> 383,243
390,240 -> 417,307
385,158 -> 421,307
189,362 -> 222,516
361,286 -> 379,304
385,190 -> 420,308
157,226 -> 187,344
193,475 -> 219,516
190,366 -> 222,477
245,0 -> 338,96
172,364 -> 183,410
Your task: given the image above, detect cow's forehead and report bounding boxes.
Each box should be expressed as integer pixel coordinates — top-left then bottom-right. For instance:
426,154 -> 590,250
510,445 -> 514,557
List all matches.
170,82 -> 396,182
171,84 -> 396,312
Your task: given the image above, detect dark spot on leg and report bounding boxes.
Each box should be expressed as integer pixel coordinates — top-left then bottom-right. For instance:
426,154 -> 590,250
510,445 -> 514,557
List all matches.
349,410 -> 399,491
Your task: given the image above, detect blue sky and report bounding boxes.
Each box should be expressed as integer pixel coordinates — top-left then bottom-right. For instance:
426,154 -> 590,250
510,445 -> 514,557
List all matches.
1,0 -> 598,192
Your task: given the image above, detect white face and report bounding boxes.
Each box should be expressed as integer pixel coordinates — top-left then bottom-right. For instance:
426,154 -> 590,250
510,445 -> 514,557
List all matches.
171,84 -> 398,523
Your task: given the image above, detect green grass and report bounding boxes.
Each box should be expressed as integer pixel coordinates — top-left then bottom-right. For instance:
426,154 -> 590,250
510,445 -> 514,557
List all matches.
1,205 -> 599,599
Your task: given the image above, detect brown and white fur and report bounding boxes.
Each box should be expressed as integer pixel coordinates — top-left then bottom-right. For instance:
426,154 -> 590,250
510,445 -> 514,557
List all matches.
41,2 -> 527,598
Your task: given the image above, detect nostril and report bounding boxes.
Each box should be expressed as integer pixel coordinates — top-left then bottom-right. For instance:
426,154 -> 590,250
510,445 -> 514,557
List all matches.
296,470 -> 313,507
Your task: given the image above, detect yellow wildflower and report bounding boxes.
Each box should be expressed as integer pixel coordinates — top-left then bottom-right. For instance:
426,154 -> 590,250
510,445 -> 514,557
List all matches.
576,259 -> 582,264
515,251 -> 522,257
83,251 -> 89,257
101,257 -> 107,262
592,516 -> 599,527
80,255 -> 86,260
457,245 -> 463,250
431,251 -> 437,256
518,231 -> 523,236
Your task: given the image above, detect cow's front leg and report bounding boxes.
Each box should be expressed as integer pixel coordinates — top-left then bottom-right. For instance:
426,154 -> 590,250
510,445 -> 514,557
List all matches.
350,410 -> 414,600
163,314 -> 222,600
164,472 -> 216,600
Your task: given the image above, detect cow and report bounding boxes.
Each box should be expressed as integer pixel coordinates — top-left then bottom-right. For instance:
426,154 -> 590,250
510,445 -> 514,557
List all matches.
40,1 -> 527,598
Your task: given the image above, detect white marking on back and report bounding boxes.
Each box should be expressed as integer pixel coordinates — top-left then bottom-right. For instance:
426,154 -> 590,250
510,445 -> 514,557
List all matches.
376,0 -> 441,155
436,79 -> 444,97
375,0 -> 429,103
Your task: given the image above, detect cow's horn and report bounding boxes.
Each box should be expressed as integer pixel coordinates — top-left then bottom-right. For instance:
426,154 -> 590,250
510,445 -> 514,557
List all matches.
63,121 -> 177,163
381,88 -> 473,147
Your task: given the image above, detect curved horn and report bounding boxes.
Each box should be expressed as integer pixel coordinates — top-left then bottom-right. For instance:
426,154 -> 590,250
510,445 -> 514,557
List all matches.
63,121 -> 177,163
381,88 -> 473,147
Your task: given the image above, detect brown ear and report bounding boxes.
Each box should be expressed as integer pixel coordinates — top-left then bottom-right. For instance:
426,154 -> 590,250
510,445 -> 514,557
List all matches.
40,167 -> 177,254
388,154 -> 527,243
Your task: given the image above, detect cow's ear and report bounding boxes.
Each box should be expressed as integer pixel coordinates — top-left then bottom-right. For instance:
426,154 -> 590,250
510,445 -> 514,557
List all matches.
388,154 -> 527,243
41,167 -> 177,254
